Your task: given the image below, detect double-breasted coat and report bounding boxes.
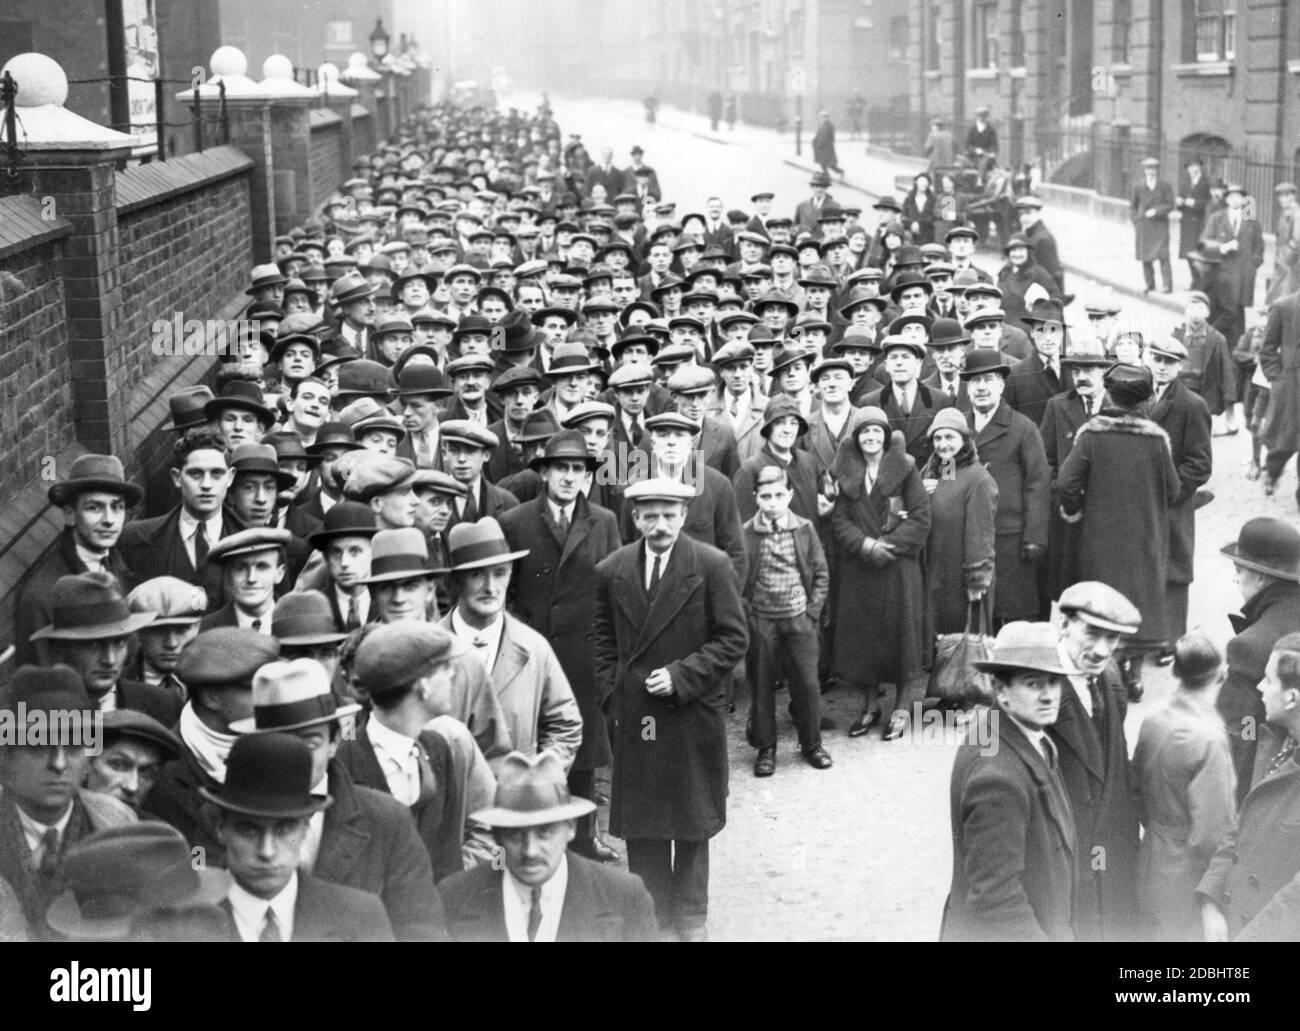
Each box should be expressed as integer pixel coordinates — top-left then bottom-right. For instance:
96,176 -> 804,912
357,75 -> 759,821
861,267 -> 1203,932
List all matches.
1133,693 -> 1236,941
498,492 -> 622,771
1259,291 -> 1300,452
1057,412 -> 1180,648
970,401 -> 1051,622
1147,379 -> 1213,588
1048,663 -> 1143,941
593,534 -> 749,841
1131,178 -> 1176,261
919,446 -> 998,639
942,710 -> 1076,942
1004,348 -> 1074,427
828,431 -> 932,687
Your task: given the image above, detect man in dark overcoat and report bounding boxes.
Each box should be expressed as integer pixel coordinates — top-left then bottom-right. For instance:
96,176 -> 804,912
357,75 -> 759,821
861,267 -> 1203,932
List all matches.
942,622 -> 1076,942
1130,157 -> 1175,294
1198,183 -> 1265,350
1258,287 -> 1300,500
1176,157 -> 1212,288
593,478 -> 748,941
1004,300 -> 1074,426
1048,581 -> 1144,942
1146,337 -> 1213,649
498,430 -> 623,862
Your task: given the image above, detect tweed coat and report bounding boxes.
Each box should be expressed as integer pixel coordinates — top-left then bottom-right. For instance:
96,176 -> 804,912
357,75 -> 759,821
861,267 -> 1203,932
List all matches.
593,534 -> 748,841
498,492 -> 622,770
1057,412 -> 1180,648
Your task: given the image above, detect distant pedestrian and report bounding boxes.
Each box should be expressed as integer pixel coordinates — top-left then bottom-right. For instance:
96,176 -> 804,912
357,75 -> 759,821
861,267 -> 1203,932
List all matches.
812,111 -> 843,181
1199,183 -> 1265,352
964,105 -> 998,162
923,117 -> 955,174
707,91 -> 722,132
724,94 -> 737,131
1176,157 -> 1212,288
1266,181 -> 1300,303
1131,157 -> 1175,295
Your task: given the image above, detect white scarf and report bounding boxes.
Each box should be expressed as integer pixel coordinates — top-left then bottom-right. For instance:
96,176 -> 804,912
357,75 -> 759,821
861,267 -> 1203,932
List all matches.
179,702 -> 237,784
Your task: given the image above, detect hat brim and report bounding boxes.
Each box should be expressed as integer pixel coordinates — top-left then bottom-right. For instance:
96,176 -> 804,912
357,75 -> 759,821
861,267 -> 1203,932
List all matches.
1061,355 -> 1114,367
46,868 -> 230,940
358,565 -> 446,585
449,548 -> 530,572
470,797 -> 596,827
529,453 -> 600,472
229,701 -> 362,735
198,787 -> 333,820
48,478 -> 144,508
203,398 -> 276,426
31,610 -> 157,641
972,659 -> 1073,677
307,526 -> 379,549
1219,542 -> 1300,583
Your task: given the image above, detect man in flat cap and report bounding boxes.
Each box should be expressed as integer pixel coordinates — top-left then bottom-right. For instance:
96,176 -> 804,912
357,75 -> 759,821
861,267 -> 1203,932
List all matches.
0,666 -> 136,938
16,454 -> 141,666
1047,581 -> 1143,942
439,751 -> 658,941
339,622 -> 499,877
84,709 -> 180,814
205,734 -> 393,941
668,364 -> 739,478
31,573 -> 181,726
441,419 -> 520,530
231,659 -> 448,941
1268,181 -> 1300,303
1131,157 -> 1175,295
199,528 -> 293,633
142,628 -> 281,864
594,478 -> 749,940
124,576 -> 205,699
499,431 -> 623,861
437,518 -> 583,772
942,622 -> 1076,941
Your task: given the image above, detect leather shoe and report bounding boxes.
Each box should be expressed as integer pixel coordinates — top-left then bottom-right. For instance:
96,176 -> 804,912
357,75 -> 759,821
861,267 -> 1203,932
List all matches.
803,746 -> 833,769
754,746 -> 776,777
848,710 -> 880,737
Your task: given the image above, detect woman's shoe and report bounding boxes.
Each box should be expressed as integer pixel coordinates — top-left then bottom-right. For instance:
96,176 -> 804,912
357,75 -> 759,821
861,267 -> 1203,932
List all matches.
882,712 -> 908,741
848,710 -> 880,737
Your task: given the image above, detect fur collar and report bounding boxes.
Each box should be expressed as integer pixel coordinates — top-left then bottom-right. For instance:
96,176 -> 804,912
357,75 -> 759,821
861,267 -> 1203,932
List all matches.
1076,412 -> 1171,443
833,429 -> 915,499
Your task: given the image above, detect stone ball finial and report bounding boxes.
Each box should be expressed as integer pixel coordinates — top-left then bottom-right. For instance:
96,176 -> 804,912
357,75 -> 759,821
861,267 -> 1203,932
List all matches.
262,54 -> 294,81
347,52 -> 370,70
318,62 -> 340,82
2,52 -> 69,107
210,46 -> 248,78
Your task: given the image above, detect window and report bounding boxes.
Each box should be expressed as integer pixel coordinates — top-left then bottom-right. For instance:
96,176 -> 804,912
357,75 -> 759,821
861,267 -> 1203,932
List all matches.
1113,0 -> 1132,64
1009,0 -> 1026,67
1194,0 -> 1236,62
973,1 -> 999,69
888,15 -> 909,60
325,20 -> 353,47
926,2 -> 942,72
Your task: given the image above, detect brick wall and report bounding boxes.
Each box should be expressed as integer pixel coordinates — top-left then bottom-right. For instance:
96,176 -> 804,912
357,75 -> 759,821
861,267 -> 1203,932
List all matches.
309,111 -> 344,212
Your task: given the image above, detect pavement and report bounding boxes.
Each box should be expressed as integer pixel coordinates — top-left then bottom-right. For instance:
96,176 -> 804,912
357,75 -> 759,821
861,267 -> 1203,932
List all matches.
512,90 -> 1298,941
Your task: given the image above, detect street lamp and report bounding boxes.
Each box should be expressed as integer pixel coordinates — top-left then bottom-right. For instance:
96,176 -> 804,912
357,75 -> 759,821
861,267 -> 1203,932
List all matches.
369,19 -> 390,61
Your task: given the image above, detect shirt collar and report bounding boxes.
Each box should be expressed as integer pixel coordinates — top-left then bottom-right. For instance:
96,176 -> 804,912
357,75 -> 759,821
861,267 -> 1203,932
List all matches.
179,509 -> 222,540
366,716 -> 417,767
506,853 -> 568,907
227,870 -> 298,942
16,801 -> 75,853
450,607 -> 505,670
73,540 -> 109,572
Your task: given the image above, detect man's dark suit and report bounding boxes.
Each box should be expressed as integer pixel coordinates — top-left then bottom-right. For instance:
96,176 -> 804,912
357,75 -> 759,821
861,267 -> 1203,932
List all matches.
313,759 -> 449,942
220,871 -> 394,941
695,415 -> 740,479
1047,664 -> 1142,942
585,164 -> 626,198
861,381 -> 954,467
444,477 -> 519,532
921,371 -> 970,412
439,853 -> 658,941
119,506 -> 244,613
1040,389 -> 1093,602
143,743 -> 225,865
1004,349 -> 1074,426
593,533 -> 748,934
1024,220 -> 1065,295
942,711 -> 1075,941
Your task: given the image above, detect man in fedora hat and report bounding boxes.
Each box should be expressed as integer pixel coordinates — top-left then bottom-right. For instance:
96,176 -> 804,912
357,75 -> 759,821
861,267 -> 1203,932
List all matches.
142,628 -> 281,863
437,518 -> 583,772
1218,518 -> 1300,800
594,478 -> 749,940
1047,581 -> 1143,941
942,621 -> 1076,942
1199,183 -> 1264,349
199,528 -> 293,634
230,659 -> 448,941
15,454 -> 142,666
499,431 -> 622,861
794,172 -> 837,238
439,751 -> 658,941
144,385 -> 216,517
997,236 -> 1061,331
357,526 -> 448,625
340,622 -> 499,876
440,420 -> 519,530
1004,300 -> 1075,425
203,734 -> 393,941
0,665 -> 136,938
84,709 -> 181,812
124,576 -> 205,698
1199,631 -> 1300,941
31,572 -> 180,725
961,348 -> 1051,626
270,591 -> 350,681
120,427 -> 242,613
302,420 -> 362,520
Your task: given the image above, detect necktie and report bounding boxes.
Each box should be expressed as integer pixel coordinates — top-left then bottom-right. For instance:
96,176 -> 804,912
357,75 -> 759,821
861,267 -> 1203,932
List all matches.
1041,736 -> 1058,770
260,907 -> 282,942
1087,675 -> 1106,734
461,490 -> 479,524
648,553 -> 662,594
556,507 -> 570,539
729,396 -> 740,418
345,594 -> 361,630
193,524 -> 209,568
527,886 -> 543,942
37,827 -> 60,878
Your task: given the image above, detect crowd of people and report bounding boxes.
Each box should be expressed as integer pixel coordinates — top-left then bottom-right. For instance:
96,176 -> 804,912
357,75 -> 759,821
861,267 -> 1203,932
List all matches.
2,92 -> 1298,944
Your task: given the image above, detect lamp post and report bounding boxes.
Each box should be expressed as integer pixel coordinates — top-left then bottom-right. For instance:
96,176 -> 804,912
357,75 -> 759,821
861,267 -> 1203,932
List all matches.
369,19 -> 390,61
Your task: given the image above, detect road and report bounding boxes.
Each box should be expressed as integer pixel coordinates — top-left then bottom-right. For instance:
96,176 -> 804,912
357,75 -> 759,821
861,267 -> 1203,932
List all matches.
508,91 -> 1294,941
